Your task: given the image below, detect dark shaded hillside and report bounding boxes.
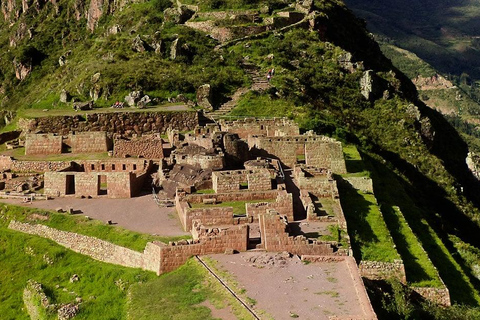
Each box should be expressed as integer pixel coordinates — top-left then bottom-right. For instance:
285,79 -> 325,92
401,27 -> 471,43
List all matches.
344,0 -> 480,79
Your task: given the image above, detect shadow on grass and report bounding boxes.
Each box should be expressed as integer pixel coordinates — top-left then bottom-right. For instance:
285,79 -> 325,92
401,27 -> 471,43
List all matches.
365,152 -> 480,305
337,181 -> 379,262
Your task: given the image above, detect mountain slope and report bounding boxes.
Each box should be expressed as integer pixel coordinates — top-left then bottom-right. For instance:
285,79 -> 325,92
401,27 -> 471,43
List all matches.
1,0 -> 480,316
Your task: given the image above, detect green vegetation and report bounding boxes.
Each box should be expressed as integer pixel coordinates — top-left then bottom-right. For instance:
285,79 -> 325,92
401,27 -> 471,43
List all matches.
0,203 -> 190,251
339,185 -> 399,262
127,258 -> 254,320
0,224 -> 156,319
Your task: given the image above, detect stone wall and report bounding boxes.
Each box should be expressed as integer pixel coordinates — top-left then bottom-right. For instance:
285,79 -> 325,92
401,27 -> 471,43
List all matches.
212,168 -> 272,193
248,135 -> 347,172
219,118 -> 300,139
359,260 -> 407,283
411,286 -> 451,307
343,176 -> 374,193
176,199 -> 234,231
9,220 -> 154,272
80,159 -> 149,174
174,152 -> 225,170
44,171 -> 134,198
20,111 -> 199,137
184,134 -> 215,149
113,136 -> 164,159
70,132 -> 109,153
181,189 -> 280,204
246,191 -> 293,221
157,223 -> 248,274
0,156 -> 74,172
25,133 -> 62,155
258,210 -> 347,256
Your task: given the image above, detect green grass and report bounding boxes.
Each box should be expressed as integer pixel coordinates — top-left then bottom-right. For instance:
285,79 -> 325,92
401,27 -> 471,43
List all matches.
364,152 -> 480,305
0,227 -> 157,319
193,189 -> 215,194
342,144 -> 367,174
0,203 -> 190,252
382,206 -> 442,287
338,185 -> 400,262
190,199 -> 274,215
230,91 -> 298,118
127,258 -> 254,320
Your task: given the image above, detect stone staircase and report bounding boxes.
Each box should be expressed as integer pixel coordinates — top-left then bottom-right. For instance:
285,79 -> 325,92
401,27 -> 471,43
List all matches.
207,62 -> 271,119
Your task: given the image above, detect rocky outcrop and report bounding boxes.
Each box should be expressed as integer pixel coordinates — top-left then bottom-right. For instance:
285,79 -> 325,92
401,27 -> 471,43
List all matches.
196,84 -> 213,110
360,70 -> 388,100
13,57 -> 32,81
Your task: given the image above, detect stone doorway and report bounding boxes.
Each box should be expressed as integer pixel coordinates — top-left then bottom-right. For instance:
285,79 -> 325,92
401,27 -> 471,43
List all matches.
98,175 -> 108,196
65,175 -> 75,195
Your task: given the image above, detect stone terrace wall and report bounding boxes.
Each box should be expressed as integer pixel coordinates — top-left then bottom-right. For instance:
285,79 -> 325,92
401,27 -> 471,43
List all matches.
0,156 -> 74,172
343,176 -> 374,193
184,134 -> 215,149
9,221 -> 155,272
113,137 -> 164,159
71,132 -> 109,153
411,286 -> 451,307
359,260 -> 407,284
25,134 -> 62,155
158,224 -> 248,274
219,118 -> 300,139
259,210 -> 346,256
20,111 -> 199,137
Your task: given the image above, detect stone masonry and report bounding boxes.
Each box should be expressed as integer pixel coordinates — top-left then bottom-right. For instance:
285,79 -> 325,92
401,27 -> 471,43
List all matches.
25,134 -> 62,155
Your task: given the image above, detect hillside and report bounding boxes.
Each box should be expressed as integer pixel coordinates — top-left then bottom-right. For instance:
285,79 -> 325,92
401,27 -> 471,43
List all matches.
1,0 -> 480,318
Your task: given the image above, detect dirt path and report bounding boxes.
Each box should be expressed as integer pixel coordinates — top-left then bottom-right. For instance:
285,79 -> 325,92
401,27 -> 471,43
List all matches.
208,252 -> 367,320
1,195 -> 189,236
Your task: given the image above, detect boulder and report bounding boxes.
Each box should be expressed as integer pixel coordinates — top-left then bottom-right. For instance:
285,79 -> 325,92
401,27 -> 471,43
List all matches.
125,91 -> 143,107
137,95 -> 151,109
196,84 -> 213,110
360,70 -> 388,100
13,57 -> 32,81
60,89 -> 70,103
132,35 -> 147,52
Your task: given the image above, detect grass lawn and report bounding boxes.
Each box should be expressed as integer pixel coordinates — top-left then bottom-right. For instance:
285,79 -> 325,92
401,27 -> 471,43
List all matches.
338,185 -> 400,262
382,206 -> 442,287
189,199 -> 274,215
0,146 -> 112,162
128,258 -> 254,320
0,227 -> 157,320
0,203 -> 190,252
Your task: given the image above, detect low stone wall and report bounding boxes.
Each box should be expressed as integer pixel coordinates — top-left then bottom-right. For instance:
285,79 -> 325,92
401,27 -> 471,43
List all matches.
182,190 -> 279,204
219,117 -> 300,139
19,111 -> 199,137
411,286 -> 451,307
177,202 -> 234,232
343,176 -> 374,193
0,156 -> 74,172
359,260 -> 407,284
212,168 -> 272,193
9,220 -> 155,272
259,210 -> 347,256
